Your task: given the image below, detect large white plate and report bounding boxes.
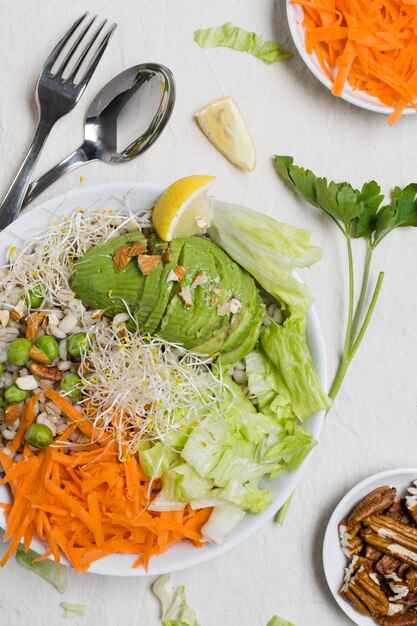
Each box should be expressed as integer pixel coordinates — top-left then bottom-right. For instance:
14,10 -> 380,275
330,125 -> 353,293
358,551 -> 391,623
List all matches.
0,182 -> 327,576
286,1 -> 416,117
323,468 -> 417,625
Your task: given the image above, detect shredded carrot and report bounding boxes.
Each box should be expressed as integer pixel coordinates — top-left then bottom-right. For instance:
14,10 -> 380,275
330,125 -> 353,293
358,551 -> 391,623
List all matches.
0,442 -> 212,573
292,0 -> 417,123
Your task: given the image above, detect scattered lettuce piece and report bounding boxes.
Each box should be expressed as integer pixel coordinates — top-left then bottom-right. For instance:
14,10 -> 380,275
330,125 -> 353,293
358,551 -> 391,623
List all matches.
16,546 -> 68,594
153,575 -> 200,626
194,22 -> 292,64
210,200 -> 322,313
61,602 -> 88,618
267,616 -> 296,626
275,494 -> 293,525
260,318 -> 331,420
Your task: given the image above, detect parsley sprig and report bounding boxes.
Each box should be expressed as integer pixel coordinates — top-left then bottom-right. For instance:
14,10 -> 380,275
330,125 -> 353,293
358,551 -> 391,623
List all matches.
274,156 -> 417,402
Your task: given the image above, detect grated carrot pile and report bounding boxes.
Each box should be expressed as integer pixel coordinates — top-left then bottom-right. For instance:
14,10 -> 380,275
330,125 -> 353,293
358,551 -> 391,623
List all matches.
0,440 -> 212,573
293,0 -> 417,124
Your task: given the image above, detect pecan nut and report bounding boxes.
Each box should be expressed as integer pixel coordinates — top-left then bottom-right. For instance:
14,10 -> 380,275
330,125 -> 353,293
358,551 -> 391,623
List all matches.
406,482 -> 417,525
361,528 -> 417,569
348,487 -> 397,525
339,517 -> 364,557
406,570 -> 417,594
388,499 -> 414,525
29,363 -> 62,381
376,615 -> 417,625
340,585 -> 371,616
376,555 -> 402,575
349,568 -> 389,615
366,544 -> 384,562
364,515 -> 417,554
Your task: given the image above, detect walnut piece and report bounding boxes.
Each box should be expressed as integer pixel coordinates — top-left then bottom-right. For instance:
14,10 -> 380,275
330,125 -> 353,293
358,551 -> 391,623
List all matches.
348,487 -> 397,525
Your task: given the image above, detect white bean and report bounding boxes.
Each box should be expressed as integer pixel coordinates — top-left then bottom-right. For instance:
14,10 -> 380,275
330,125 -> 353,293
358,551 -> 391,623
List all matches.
58,361 -> 72,372
58,313 -> 78,334
16,375 -> 38,391
59,339 -> 68,361
113,313 -> 130,326
49,326 -> 67,339
36,412 -> 57,437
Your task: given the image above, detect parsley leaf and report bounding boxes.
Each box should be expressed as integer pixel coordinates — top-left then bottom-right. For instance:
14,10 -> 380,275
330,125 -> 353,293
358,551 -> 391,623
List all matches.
374,183 -> 417,244
352,181 -> 384,241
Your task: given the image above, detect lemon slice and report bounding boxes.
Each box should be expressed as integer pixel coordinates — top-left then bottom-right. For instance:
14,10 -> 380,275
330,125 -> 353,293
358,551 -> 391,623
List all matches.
195,96 -> 256,171
152,175 -> 215,241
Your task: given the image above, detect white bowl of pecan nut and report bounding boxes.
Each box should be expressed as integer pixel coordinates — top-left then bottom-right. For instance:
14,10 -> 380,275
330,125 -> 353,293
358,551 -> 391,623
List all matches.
323,468 -> 417,626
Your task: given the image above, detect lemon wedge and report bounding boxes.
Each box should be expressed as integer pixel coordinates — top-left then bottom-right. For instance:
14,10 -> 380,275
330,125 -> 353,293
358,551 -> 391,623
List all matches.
195,96 -> 256,171
152,175 -> 215,241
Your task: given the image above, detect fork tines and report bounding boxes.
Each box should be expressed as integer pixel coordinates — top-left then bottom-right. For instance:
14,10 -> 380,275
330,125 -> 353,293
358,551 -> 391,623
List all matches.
45,13 -> 117,86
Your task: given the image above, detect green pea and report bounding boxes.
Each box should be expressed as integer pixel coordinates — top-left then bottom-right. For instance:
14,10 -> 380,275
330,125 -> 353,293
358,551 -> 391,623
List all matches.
25,285 -> 43,308
7,338 -> 32,366
0,396 -> 3,408
0,362 -> 3,377
35,335 -> 59,361
67,333 -> 88,359
60,373 -> 82,398
25,423 -> 53,448
4,384 -> 29,404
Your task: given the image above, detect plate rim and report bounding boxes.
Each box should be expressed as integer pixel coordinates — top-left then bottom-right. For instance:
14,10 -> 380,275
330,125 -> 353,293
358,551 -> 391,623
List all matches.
0,181 -> 327,576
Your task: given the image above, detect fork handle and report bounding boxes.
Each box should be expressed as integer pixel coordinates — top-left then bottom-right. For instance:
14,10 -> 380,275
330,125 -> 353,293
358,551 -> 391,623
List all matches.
0,117 -> 54,230
23,146 -> 90,208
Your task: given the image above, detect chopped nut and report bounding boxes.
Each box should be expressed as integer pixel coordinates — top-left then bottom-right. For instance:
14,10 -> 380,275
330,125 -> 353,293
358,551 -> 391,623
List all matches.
10,310 -> 21,323
180,286 -> 193,308
28,345 -> 51,365
210,296 -> 219,305
406,482 -> 417,525
366,545 -> 384,561
229,298 -> 243,314
339,518 -> 363,558
406,570 -> 417,594
348,486 -> 397,525
29,363 -> 62,382
166,270 -> 179,283
127,241 -> 146,257
376,555 -> 402,575
138,254 -> 161,276
4,404 -> 21,426
113,245 -> 131,272
388,499 -> 414,525
217,302 -> 230,316
161,248 -> 170,263
208,284 -> 221,295
191,271 -> 209,288
174,266 -> 186,282
16,375 -> 38,391
0,310 -> 10,327
91,309 -> 104,320
26,312 -> 46,341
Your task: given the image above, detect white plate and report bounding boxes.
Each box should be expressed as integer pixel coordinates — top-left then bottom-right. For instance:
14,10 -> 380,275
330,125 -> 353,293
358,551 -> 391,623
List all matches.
0,182 -> 327,576
286,1 -> 416,117
323,467 -> 417,625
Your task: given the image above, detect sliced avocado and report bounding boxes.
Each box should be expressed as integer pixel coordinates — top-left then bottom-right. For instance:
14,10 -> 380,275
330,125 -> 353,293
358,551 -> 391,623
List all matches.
219,303 -> 265,364
157,238 -> 231,348
141,238 -> 184,333
72,231 -> 146,317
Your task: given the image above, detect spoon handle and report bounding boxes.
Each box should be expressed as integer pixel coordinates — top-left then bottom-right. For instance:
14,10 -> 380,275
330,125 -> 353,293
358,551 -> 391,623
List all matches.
23,146 -> 89,207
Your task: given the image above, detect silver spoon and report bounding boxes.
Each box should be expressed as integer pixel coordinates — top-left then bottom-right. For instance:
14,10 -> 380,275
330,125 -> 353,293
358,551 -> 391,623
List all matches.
23,63 -> 175,207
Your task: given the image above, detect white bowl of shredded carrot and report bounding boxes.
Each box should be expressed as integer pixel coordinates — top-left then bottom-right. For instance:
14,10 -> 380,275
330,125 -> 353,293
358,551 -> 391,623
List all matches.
0,182 -> 327,577
287,0 -> 417,125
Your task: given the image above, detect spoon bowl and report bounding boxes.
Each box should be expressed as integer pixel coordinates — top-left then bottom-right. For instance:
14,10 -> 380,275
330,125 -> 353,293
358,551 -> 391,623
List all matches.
24,63 -> 175,206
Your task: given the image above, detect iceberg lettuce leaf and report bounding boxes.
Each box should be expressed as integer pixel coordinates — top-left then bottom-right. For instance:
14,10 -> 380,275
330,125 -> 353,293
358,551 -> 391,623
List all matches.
260,318 -> 331,420
194,22 -> 292,64
16,546 -> 68,593
267,616 -> 296,626
153,575 -> 200,626
210,200 -> 322,313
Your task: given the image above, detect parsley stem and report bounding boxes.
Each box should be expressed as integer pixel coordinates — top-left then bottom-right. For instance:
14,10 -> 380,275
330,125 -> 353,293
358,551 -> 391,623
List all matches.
348,272 -> 384,362
342,233 -> 354,363
349,246 -> 373,348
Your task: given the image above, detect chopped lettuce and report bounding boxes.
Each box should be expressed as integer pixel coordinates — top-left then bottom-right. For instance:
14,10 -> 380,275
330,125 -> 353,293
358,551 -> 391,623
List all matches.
61,602 -> 88,618
210,200 -> 322,313
201,501 -> 245,545
194,22 -> 292,64
16,546 -> 68,593
267,617 -> 296,626
260,318 -> 331,420
153,575 -> 200,626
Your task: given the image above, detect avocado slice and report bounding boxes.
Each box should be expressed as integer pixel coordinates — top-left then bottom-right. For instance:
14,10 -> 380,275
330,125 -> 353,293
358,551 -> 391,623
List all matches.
218,302 -> 265,365
72,231 -> 146,317
157,238 -> 232,348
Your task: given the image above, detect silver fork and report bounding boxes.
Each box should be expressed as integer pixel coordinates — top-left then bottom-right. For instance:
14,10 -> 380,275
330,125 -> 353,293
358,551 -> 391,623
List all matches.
0,13 -> 117,230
